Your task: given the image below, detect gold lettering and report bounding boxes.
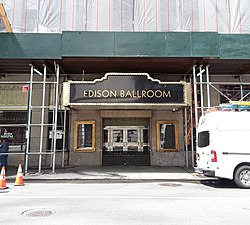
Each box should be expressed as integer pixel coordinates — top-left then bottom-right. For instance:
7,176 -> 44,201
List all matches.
163,90 -> 171,98
102,90 -> 110,98
96,90 -> 101,97
83,90 -> 88,97
125,90 -> 133,98
136,90 -> 141,98
120,90 -> 125,97
155,90 -> 162,98
110,90 -> 117,98
83,89 -> 172,99
89,90 -> 94,97
147,90 -> 154,98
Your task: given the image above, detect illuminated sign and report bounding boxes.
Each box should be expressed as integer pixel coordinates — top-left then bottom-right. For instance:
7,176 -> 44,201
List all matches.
63,73 -> 190,106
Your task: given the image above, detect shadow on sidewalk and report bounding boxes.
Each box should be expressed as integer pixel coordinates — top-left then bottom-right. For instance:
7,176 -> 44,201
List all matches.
201,179 -> 237,189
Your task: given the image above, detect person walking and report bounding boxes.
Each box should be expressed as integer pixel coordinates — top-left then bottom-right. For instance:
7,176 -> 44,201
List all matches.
0,138 -> 9,168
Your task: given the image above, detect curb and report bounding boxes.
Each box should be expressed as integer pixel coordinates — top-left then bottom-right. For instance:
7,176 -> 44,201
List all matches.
5,177 -> 218,183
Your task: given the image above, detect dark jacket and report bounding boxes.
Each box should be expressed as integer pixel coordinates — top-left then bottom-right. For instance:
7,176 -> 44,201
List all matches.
0,141 -> 9,153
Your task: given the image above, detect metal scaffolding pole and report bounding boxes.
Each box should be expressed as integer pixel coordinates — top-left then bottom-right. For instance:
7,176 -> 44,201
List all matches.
190,75 -> 195,168
240,90 -> 250,101
206,65 -> 211,108
38,65 -> 47,174
239,76 -> 243,99
199,66 -> 204,116
50,65 -> 57,168
209,85 -> 231,102
50,78 -> 56,168
193,66 -> 198,128
62,109 -> 67,167
197,81 -> 250,85
25,66 -> 34,174
184,107 -> 188,167
52,64 -> 60,173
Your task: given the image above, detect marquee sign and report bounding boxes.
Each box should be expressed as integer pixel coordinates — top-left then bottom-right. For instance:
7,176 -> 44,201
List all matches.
63,73 -> 190,106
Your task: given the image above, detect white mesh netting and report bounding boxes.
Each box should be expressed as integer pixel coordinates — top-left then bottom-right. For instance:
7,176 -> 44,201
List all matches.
0,0 -> 249,33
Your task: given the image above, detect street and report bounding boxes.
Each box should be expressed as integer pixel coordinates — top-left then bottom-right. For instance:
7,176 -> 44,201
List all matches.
1,180 -> 250,225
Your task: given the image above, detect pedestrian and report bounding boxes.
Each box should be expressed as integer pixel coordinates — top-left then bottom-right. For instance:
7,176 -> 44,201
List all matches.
0,138 -> 9,168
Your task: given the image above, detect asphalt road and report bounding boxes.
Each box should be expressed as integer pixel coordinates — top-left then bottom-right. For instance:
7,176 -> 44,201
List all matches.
1,180 -> 250,225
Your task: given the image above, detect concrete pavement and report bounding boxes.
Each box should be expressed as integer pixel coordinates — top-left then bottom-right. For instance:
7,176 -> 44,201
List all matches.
6,166 -> 215,182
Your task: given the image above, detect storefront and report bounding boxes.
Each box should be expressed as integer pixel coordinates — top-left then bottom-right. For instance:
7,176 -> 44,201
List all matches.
63,73 -> 190,166
1,28 -> 250,172
0,83 -> 28,159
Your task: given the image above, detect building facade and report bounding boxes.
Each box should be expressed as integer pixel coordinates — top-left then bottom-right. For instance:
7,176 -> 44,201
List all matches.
1,1 -> 250,172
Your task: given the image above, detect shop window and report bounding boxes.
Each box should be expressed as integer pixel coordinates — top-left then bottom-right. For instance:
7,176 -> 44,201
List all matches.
156,121 -> 178,152
74,121 -> 95,152
0,111 -> 26,148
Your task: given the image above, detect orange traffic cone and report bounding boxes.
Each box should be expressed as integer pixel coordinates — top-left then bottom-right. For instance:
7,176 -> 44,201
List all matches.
0,166 -> 8,189
14,164 -> 24,186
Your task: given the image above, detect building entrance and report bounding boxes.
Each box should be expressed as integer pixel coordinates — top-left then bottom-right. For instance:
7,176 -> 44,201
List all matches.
102,126 -> 150,166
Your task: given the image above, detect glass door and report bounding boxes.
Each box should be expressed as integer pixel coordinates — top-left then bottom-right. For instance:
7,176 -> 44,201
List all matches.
103,126 -> 149,154
126,128 -> 139,152
112,129 -> 124,152
103,125 -> 150,166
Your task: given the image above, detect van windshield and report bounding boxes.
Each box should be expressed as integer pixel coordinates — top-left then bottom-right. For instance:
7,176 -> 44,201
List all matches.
198,131 -> 210,148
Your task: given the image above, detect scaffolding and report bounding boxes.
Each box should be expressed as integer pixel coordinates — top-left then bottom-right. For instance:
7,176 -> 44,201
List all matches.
7,62 -> 250,170
192,65 -> 250,165
0,63 -> 67,174
193,65 -> 250,120
23,64 -> 68,174
0,3 -> 12,32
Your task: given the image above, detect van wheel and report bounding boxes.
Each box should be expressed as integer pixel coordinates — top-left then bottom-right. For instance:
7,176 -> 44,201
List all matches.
234,165 -> 250,188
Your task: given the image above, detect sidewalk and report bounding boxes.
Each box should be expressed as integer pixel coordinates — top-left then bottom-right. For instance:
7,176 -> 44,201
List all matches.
6,166 -> 214,182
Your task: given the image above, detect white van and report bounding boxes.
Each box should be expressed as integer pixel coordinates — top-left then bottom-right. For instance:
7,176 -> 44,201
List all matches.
195,111 -> 250,188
